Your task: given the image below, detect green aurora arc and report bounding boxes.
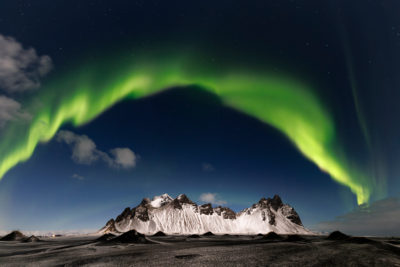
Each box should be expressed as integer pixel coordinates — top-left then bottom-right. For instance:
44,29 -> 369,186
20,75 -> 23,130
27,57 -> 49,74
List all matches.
0,51 -> 374,204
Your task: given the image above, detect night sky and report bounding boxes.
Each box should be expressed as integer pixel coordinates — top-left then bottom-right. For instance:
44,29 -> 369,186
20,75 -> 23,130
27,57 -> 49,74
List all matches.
0,0 -> 400,235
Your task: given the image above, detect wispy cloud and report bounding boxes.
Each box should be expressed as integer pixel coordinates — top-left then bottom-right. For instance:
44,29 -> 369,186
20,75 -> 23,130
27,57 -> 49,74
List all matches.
199,193 -> 227,206
57,130 -> 137,169
0,95 -> 30,127
315,197 -> 400,236
202,162 -> 215,172
72,174 -> 84,180
0,34 -> 52,93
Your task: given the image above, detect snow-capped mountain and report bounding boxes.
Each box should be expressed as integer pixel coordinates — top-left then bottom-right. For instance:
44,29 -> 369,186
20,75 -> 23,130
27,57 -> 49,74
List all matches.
99,194 -> 311,235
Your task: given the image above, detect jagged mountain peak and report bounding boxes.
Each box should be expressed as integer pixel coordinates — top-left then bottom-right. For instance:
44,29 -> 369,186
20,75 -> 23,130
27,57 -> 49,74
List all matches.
268,195 -> 283,211
140,197 -> 151,206
176,194 -> 195,205
257,195 -> 283,208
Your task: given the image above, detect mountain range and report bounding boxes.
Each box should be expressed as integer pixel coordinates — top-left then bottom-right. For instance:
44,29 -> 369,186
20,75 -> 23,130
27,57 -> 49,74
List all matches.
100,194 -> 311,235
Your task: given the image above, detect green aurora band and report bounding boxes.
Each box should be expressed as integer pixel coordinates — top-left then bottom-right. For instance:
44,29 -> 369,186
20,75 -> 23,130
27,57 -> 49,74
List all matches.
0,51 -> 373,204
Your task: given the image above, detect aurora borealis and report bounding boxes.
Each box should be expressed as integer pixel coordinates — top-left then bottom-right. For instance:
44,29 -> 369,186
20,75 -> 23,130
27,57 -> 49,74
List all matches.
0,0 -> 399,235
0,52 -> 373,204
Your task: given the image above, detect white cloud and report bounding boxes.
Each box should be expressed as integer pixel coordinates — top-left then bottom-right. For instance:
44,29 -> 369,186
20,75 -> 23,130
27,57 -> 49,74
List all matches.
0,34 -> 53,93
199,193 -> 227,206
72,174 -> 84,180
57,130 -> 137,169
315,197 -> 400,236
57,131 -> 98,165
0,95 -> 30,127
110,148 -> 136,169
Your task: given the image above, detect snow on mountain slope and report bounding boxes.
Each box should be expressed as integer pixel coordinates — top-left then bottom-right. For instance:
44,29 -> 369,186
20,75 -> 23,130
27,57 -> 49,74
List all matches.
150,193 -> 173,208
100,194 -> 312,235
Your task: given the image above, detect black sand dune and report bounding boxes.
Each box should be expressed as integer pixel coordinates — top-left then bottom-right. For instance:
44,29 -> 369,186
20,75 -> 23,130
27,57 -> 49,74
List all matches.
202,231 -> 215,236
327,231 -> 379,244
262,231 -> 283,240
0,231 -> 26,241
96,233 -> 116,242
187,234 -> 201,238
109,230 -> 153,244
23,235 -> 41,243
152,231 -> 167,237
325,231 -> 400,254
327,231 -> 350,240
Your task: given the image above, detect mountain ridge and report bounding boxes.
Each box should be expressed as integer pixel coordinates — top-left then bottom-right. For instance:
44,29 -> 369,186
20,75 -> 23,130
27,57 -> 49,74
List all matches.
100,193 -> 311,235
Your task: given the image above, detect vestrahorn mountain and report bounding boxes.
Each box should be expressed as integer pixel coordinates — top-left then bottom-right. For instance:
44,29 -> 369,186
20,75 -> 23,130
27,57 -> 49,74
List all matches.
100,194 -> 311,235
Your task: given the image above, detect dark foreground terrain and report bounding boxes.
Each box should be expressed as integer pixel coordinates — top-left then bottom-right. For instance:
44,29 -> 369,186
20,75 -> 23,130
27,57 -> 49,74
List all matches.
1,232 -> 400,266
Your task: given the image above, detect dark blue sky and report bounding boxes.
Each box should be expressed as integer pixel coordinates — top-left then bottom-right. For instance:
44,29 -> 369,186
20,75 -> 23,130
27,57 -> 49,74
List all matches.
0,0 -> 400,232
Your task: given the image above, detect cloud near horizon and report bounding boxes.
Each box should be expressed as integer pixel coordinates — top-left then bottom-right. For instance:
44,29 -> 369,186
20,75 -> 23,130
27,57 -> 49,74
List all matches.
57,130 -> 137,169
199,193 -> 227,206
315,197 -> 400,236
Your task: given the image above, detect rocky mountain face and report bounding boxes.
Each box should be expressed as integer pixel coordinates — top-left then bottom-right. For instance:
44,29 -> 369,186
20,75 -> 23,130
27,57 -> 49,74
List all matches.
99,193 -> 310,235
